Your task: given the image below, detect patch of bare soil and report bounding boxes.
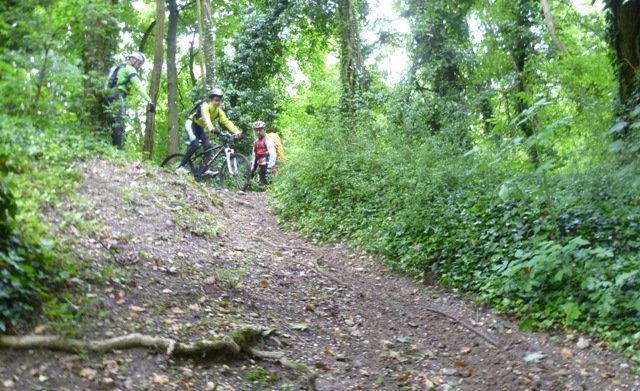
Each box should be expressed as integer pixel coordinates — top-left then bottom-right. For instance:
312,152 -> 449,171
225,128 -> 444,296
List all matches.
1,160 -> 638,391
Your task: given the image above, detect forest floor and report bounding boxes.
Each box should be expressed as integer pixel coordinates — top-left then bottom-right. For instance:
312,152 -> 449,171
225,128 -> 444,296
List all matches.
1,159 -> 639,391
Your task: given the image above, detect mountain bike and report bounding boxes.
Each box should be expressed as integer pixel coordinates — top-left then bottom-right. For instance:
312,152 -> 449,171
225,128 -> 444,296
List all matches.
161,131 -> 251,191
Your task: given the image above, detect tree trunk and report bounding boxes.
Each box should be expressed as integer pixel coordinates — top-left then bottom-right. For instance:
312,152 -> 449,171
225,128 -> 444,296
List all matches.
195,0 -> 208,92
143,0 -> 165,160
609,0 -> 640,135
80,1 -> 119,131
188,31 -> 197,87
338,0 -> 364,116
33,42 -> 51,109
540,0 -> 567,56
167,0 -> 179,156
202,0 -> 216,87
511,0 -> 538,165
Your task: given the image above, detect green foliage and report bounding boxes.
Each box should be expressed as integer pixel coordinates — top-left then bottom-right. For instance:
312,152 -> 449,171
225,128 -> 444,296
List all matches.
0,0 -> 102,332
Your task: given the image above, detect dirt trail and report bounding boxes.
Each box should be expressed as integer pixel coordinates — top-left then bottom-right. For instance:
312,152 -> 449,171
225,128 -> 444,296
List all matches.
1,160 -> 638,391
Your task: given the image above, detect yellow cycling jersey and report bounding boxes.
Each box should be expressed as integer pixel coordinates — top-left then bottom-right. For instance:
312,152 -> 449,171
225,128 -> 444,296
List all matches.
190,101 -> 240,134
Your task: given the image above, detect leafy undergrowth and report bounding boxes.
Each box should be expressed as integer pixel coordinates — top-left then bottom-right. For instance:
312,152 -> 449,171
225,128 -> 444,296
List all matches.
271,132 -> 640,362
0,114 -> 110,333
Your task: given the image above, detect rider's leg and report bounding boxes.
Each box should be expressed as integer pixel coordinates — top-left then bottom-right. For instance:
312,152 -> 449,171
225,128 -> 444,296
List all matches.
258,165 -> 268,185
107,95 -> 126,150
200,131 -> 212,163
178,120 -> 200,167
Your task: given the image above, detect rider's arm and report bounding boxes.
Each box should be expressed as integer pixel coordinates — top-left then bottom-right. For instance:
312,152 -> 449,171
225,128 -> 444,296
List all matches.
217,109 -> 241,135
200,102 -> 216,132
129,73 -> 152,103
250,142 -> 257,172
266,136 -> 277,169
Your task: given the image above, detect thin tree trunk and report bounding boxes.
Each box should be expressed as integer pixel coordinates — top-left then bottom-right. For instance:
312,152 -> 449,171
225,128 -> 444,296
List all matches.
143,0 -> 165,160
195,0 -> 207,92
167,0 -> 179,156
33,42 -> 50,109
81,1 -> 119,131
540,0 -> 567,56
202,0 -> 216,87
511,0 -> 538,165
339,0 -> 364,116
189,30 -> 197,86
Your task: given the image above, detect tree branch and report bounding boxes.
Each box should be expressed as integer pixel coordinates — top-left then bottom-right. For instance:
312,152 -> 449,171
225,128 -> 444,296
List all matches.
540,0 -> 568,56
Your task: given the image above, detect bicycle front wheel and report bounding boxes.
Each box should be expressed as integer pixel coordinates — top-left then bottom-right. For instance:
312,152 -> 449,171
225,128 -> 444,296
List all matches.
219,153 -> 251,191
161,153 -> 192,172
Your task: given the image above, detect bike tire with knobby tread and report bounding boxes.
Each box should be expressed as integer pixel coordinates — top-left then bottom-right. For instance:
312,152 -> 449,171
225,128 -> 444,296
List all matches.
161,153 -> 193,173
219,153 -> 251,191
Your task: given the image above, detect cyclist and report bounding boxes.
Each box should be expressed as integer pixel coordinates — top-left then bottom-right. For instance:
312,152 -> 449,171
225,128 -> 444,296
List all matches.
105,51 -> 155,149
250,120 -> 276,186
175,88 -> 242,174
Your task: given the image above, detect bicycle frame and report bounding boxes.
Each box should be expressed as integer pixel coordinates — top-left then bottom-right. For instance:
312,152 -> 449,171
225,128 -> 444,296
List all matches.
193,138 -> 236,175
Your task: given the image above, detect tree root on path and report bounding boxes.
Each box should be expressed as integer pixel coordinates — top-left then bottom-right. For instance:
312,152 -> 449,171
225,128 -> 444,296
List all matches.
249,348 -> 319,391
0,326 -> 318,389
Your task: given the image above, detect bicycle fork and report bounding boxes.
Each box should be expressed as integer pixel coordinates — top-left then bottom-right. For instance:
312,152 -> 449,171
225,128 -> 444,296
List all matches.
224,147 -> 238,175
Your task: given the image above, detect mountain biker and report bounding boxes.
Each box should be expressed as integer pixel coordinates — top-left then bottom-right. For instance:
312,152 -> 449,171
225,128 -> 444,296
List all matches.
250,121 -> 276,186
175,88 -> 242,174
105,51 -> 155,149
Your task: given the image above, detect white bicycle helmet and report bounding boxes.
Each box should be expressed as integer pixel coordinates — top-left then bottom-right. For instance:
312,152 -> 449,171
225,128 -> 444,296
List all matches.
129,51 -> 146,65
252,120 -> 266,129
209,88 -> 224,98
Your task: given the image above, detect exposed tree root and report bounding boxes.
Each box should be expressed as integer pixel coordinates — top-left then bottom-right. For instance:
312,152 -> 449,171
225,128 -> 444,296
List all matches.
0,326 -> 317,388
418,307 -> 501,349
249,347 -> 318,391
312,255 -> 347,287
0,333 -> 241,358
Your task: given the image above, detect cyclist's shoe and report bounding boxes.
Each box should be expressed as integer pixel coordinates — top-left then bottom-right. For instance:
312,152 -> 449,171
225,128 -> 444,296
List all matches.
175,166 -> 190,175
202,169 -> 219,177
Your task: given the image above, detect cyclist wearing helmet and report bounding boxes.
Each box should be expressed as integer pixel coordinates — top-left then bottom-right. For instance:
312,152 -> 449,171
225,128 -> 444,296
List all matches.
250,120 -> 276,186
105,51 -> 155,149
175,88 -> 242,174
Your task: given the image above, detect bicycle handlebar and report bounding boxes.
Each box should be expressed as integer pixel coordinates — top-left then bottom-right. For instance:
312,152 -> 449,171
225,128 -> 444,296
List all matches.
214,130 -> 243,141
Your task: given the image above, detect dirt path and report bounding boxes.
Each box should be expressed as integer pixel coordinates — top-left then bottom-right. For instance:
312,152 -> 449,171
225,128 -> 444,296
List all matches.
1,160 -> 638,391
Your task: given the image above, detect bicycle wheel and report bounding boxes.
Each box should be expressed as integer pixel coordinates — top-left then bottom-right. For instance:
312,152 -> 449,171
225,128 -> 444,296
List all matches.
161,154 -> 192,172
219,153 -> 251,191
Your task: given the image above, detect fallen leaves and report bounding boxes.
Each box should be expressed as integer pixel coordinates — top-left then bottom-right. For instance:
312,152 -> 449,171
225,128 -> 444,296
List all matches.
560,347 -> 573,360
576,337 -> 590,350
129,305 -> 146,313
79,367 -> 97,379
290,323 -> 309,332
33,325 -> 51,334
523,351 -> 546,363
152,373 -> 170,385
